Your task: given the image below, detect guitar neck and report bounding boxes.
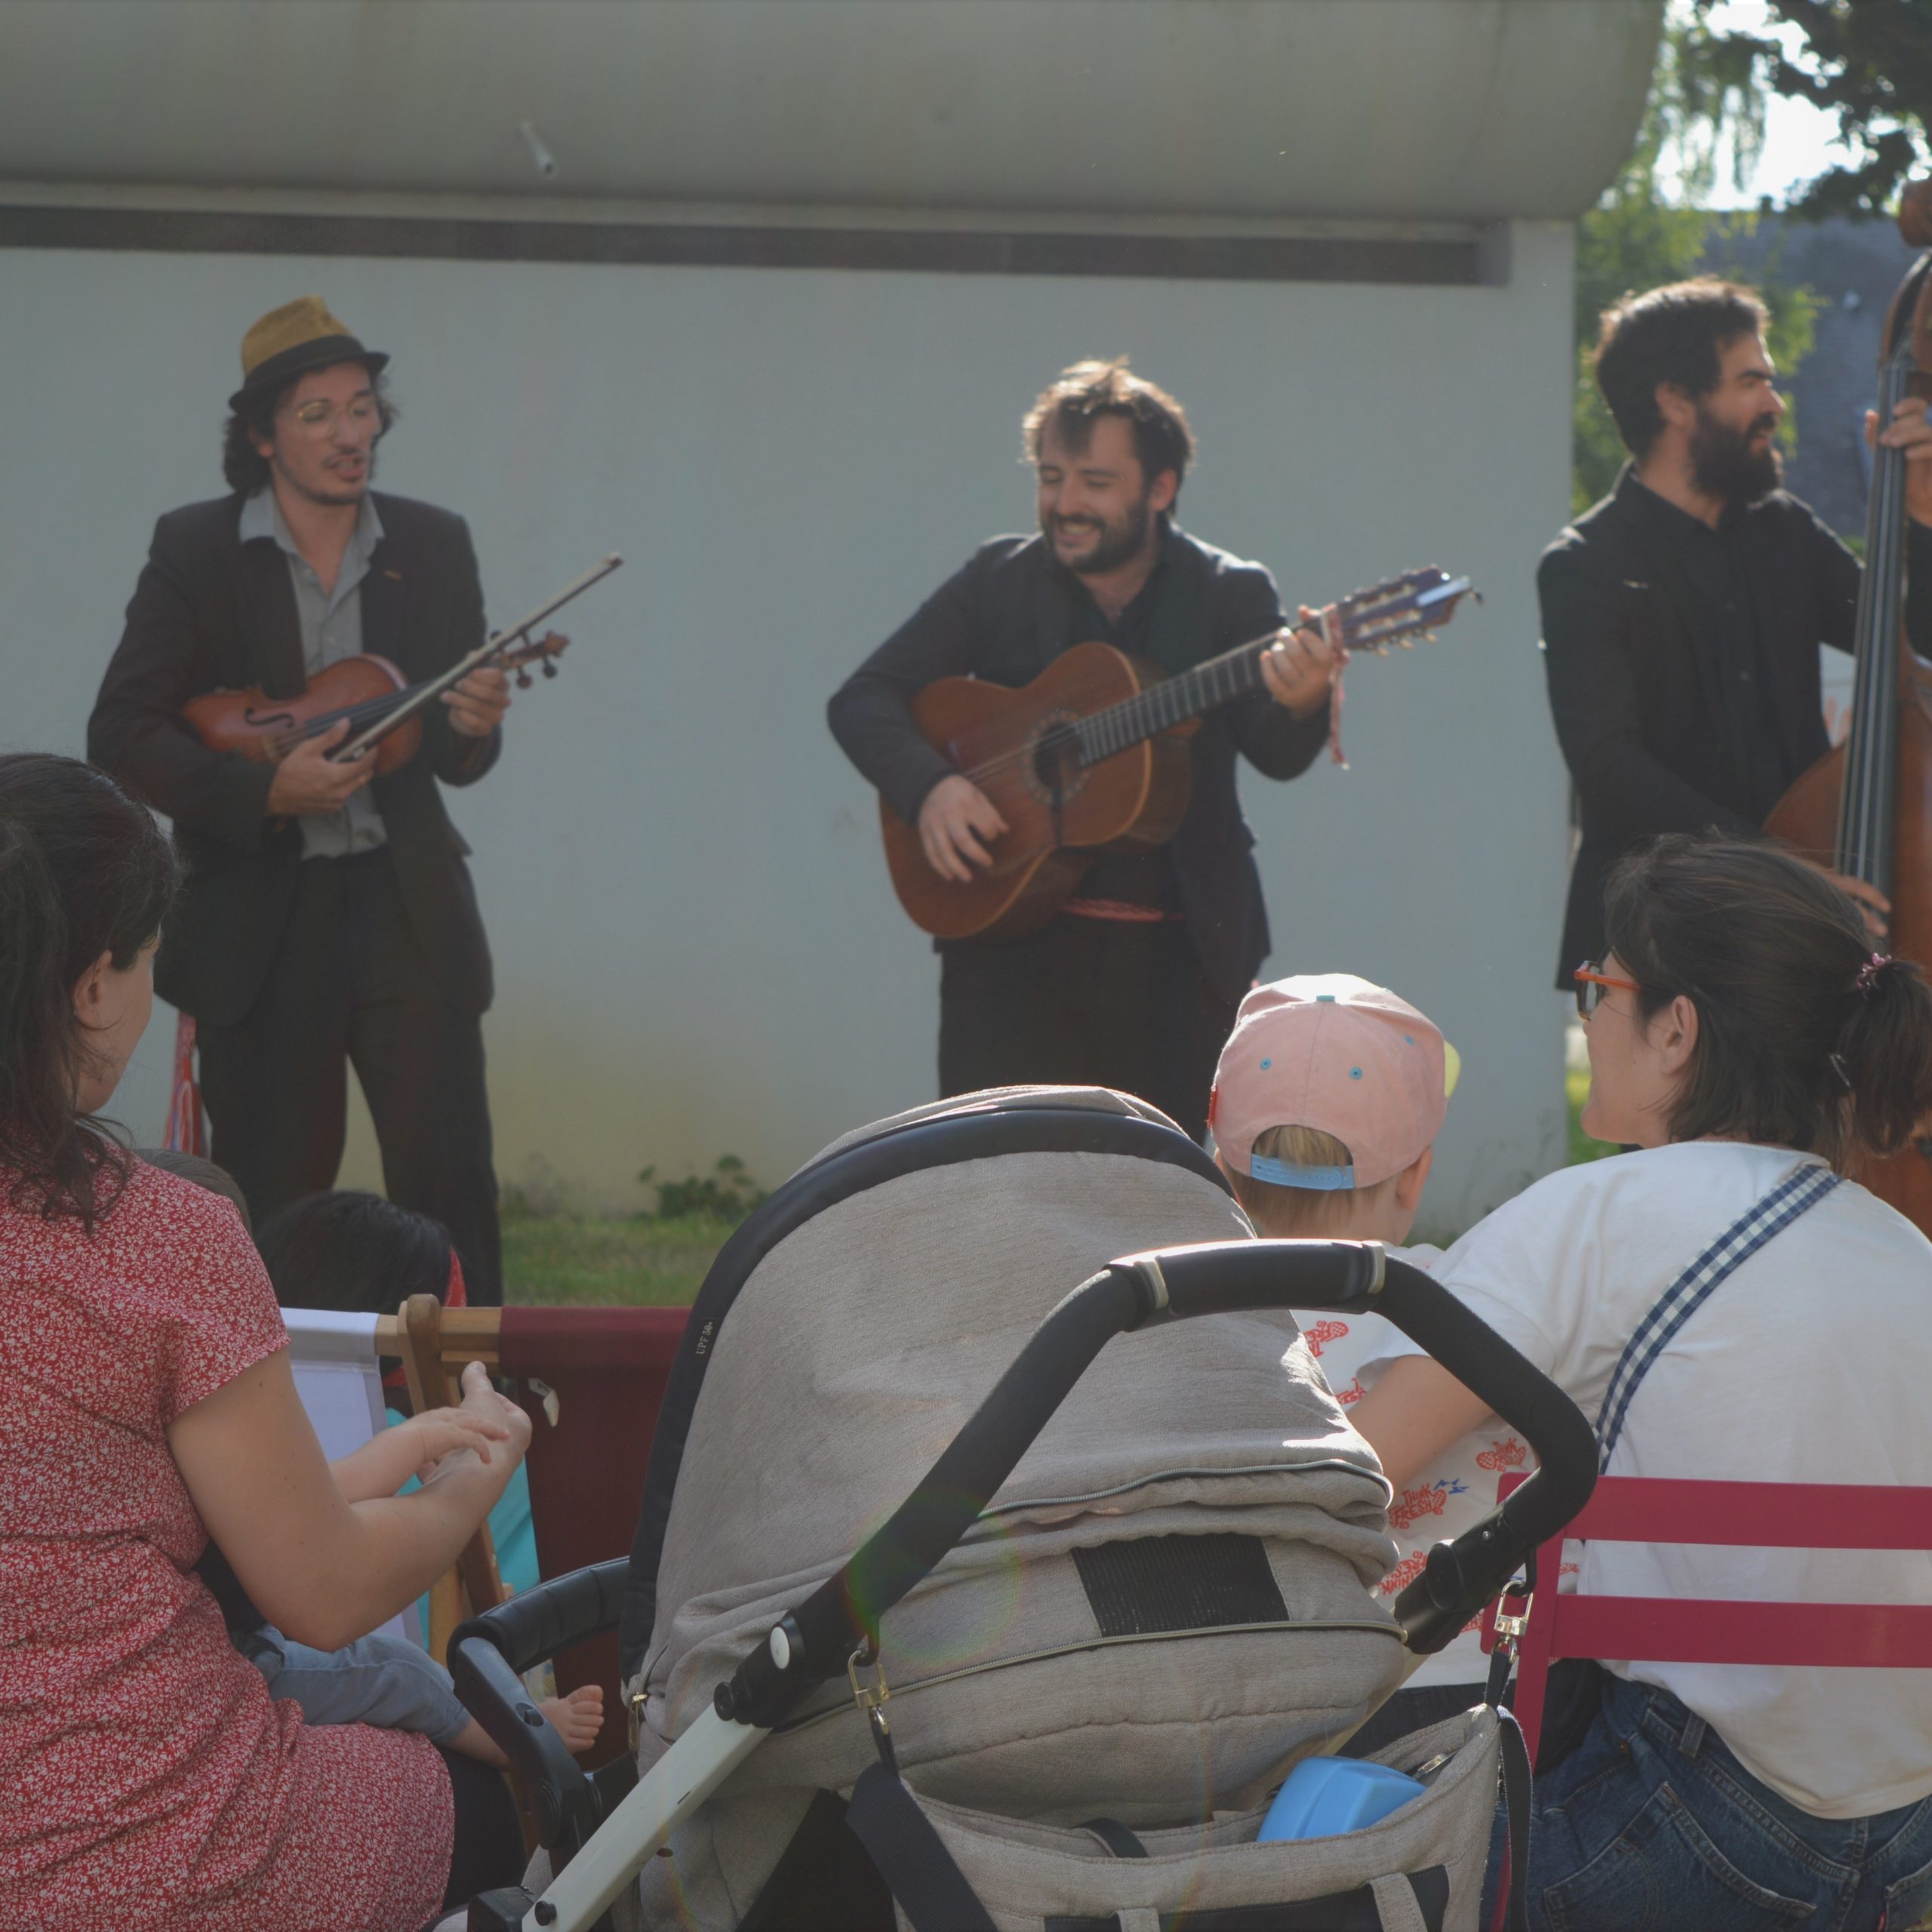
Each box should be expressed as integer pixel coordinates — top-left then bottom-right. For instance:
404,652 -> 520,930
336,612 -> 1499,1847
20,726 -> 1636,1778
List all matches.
1074,626 -> 1285,765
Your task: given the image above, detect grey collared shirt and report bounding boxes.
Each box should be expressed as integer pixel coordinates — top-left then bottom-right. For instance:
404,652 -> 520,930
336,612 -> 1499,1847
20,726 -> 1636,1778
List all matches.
240,486 -> 390,858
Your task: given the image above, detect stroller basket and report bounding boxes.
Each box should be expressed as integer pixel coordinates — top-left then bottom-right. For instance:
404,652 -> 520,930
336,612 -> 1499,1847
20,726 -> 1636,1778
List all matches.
452,1091 -> 1595,1932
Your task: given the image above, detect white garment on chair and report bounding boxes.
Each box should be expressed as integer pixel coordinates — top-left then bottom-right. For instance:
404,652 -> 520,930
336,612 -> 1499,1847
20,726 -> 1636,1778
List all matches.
283,1307 -> 420,1648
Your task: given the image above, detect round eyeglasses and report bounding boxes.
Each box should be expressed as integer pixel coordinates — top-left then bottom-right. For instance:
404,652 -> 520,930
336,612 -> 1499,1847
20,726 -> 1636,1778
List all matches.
286,395 -> 381,435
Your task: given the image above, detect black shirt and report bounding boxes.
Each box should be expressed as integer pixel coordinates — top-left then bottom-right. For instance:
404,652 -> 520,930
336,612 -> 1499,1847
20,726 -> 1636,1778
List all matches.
1537,465 -> 1932,984
1620,478 -> 1815,821
826,521 -> 1328,1003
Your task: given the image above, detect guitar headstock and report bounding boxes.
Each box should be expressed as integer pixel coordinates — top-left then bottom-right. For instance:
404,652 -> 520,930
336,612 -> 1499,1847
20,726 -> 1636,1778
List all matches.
1327,568 -> 1478,655
494,629 -> 571,688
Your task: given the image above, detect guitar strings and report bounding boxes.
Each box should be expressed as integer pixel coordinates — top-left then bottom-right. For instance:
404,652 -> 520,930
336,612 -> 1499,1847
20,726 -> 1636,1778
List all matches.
950,601 -> 1426,791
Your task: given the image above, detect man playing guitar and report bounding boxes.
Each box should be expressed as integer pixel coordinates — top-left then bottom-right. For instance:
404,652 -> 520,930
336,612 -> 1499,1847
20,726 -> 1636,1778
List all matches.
829,358 -> 1336,1139
90,297 -> 524,1302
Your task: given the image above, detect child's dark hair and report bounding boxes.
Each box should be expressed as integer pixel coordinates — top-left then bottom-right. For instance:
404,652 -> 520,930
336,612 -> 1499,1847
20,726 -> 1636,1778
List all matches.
254,1189 -> 453,1315
1603,835 -> 1932,1169
0,754 -> 178,1229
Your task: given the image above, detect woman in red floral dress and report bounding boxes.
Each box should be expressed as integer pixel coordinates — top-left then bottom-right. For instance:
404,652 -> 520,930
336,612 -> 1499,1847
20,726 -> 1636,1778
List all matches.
0,752 -> 531,1931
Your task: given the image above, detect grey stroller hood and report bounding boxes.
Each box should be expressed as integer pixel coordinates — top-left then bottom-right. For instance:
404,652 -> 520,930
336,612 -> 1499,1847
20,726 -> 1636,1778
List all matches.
453,1087 -> 1601,1932
620,1088 -> 1410,1910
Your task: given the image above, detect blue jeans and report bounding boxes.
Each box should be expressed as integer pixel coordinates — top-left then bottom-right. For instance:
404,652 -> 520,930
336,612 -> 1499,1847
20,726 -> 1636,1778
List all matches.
1528,1672 -> 1932,1932
238,1626 -> 472,1747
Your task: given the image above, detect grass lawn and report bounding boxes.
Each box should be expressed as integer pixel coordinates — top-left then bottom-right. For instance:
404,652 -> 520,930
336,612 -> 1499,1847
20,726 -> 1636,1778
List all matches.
506,1070 -> 1620,1306
502,1211 -> 732,1306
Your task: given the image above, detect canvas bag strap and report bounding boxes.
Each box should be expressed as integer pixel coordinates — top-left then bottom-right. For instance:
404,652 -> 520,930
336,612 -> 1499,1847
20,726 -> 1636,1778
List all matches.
844,1760 -> 998,1932
1594,1164 -> 1841,1471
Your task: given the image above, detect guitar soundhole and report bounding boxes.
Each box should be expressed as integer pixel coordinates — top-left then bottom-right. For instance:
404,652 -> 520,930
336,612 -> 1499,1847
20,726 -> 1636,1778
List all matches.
1024,709 -> 1090,808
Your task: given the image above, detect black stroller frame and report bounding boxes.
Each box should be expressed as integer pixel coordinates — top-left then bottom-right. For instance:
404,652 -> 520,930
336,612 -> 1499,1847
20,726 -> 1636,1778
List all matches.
449,1100 -> 1598,1932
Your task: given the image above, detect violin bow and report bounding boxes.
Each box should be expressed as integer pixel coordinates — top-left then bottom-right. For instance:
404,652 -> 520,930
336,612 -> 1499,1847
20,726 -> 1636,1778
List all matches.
334,552 -> 624,762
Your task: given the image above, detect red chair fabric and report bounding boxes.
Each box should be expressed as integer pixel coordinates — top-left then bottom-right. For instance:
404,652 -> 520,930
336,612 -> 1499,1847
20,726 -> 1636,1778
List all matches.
500,1306 -> 690,1766
1507,1475 -> 1932,1767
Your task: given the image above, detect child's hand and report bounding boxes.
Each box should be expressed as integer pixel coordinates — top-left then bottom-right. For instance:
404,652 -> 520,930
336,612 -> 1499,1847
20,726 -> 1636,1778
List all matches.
453,1359 -> 533,1472
403,1400 -> 515,1481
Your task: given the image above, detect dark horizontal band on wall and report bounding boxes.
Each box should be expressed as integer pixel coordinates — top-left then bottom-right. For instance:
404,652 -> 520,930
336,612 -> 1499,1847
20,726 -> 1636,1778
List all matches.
0,202 -> 1507,286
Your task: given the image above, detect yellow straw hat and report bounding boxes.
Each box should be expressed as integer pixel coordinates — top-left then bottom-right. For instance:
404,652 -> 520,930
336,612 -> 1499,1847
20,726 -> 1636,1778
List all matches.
230,296 -> 388,408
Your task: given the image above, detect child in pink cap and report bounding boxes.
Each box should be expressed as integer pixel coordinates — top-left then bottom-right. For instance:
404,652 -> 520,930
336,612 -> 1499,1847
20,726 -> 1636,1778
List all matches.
1208,973 -> 1503,1753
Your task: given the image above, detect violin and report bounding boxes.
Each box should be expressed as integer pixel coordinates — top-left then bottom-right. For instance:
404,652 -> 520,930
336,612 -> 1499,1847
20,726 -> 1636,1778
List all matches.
183,553 -> 622,775
1764,187 -> 1932,1226
186,632 -> 569,777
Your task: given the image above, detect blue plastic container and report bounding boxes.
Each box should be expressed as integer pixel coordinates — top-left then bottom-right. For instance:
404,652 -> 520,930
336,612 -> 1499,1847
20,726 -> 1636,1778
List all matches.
1257,1757 -> 1425,1841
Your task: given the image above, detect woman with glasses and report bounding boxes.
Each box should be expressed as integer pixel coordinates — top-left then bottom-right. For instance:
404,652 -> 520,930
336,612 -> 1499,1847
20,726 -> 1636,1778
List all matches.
1351,833 -> 1932,1932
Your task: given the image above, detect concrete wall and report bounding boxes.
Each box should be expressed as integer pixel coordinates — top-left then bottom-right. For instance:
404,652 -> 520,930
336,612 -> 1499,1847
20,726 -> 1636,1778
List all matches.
2,226 -> 1575,1235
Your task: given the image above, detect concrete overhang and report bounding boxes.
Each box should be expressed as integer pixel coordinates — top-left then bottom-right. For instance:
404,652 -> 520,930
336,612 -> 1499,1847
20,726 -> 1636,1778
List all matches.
0,0 -> 1662,226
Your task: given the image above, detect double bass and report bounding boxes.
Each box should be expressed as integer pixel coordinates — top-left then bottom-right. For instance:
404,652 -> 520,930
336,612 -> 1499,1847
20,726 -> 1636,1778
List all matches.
1764,186 -> 1932,1229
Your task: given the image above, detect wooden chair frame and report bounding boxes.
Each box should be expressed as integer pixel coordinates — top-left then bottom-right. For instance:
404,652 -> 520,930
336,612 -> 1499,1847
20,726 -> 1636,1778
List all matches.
371,1294 -> 509,1661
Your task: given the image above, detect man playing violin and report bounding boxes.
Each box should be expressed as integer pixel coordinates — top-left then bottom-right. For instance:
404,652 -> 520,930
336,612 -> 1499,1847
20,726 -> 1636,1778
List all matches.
1541,277 -> 1932,982
90,297 -> 525,1302
829,358 -> 1337,1140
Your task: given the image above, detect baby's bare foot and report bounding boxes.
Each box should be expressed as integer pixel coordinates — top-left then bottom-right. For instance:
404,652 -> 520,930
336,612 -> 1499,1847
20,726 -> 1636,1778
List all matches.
541,1684 -> 605,1754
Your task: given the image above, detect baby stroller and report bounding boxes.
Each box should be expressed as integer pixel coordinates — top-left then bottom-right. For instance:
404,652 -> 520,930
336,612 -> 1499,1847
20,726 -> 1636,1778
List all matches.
450,1088 -> 1595,1932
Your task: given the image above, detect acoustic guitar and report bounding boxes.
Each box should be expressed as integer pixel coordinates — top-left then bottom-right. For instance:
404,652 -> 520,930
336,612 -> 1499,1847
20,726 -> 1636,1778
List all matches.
881,567 -> 1475,940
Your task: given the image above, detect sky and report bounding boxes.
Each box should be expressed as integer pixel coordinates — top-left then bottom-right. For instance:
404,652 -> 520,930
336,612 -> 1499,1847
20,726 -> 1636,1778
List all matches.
1689,2 -> 1863,209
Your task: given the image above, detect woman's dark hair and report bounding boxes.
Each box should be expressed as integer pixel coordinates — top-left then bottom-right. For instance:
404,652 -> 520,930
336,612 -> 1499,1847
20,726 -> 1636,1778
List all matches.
220,365 -> 396,495
0,754 -> 177,1229
1593,278 -> 1768,459
1021,357 -> 1195,494
1603,835 -> 1932,1168
254,1189 -> 453,1316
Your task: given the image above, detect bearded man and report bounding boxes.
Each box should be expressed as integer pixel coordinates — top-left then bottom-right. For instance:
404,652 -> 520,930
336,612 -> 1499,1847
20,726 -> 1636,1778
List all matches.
829,358 -> 1336,1139
1541,277 -> 1932,983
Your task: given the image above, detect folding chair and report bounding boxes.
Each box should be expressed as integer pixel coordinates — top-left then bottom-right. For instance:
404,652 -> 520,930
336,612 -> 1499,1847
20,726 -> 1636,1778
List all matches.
374,1295 -> 689,1758
1502,1474 -> 1932,1766
373,1296 -> 512,1659
284,1305 -> 437,1647
1478,1472 -> 1932,1932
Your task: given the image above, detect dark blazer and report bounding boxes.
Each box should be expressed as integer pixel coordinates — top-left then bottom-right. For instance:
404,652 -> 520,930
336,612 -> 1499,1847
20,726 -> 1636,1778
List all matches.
827,525 -> 1327,1006
1539,467 -> 1873,987
89,491 -> 500,1026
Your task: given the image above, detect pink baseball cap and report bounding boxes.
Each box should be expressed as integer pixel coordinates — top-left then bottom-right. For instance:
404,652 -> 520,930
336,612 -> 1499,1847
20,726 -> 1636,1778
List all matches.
1208,973 -> 1458,1189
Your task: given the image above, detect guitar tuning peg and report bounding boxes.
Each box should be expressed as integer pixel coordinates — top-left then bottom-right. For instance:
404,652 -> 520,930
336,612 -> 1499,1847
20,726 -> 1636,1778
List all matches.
540,658 -> 558,678
1401,638 -> 1414,648
515,667 -> 534,689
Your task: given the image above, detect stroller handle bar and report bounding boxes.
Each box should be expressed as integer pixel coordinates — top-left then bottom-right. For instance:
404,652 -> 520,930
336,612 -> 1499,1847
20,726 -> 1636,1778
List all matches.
1131,1241 -> 1598,1651
715,1238 -> 1595,1727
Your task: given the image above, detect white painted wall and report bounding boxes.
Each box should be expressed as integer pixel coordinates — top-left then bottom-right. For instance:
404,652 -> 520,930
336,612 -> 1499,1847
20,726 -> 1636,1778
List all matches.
2,225 -> 1575,1237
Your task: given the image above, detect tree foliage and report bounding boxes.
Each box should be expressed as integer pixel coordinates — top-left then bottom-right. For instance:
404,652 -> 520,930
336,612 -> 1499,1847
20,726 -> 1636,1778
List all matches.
1571,12 -> 1821,515
1694,0 -> 1932,217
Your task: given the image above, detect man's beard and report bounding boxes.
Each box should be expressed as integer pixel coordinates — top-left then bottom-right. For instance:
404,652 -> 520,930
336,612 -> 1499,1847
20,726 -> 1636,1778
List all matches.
1690,407 -> 1782,506
1045,491 -> 1155,576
